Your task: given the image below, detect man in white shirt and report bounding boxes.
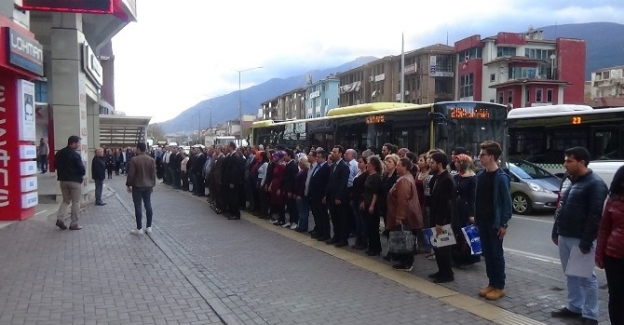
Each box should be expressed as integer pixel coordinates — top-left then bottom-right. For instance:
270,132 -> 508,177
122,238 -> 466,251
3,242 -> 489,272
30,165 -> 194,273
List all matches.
345,149 -> 359,236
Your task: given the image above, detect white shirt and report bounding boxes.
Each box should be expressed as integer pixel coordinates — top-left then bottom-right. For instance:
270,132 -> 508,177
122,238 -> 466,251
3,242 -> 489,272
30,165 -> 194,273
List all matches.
304,162 -> 317,196
347,159 -> 358,188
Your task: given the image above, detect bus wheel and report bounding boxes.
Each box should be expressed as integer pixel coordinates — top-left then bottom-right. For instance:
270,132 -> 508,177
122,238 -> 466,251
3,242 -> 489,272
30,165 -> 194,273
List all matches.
512,193 -> 532,215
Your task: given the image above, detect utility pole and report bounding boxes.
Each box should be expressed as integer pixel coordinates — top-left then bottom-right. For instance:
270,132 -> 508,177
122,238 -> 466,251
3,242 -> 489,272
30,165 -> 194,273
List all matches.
233,66 -> 263,138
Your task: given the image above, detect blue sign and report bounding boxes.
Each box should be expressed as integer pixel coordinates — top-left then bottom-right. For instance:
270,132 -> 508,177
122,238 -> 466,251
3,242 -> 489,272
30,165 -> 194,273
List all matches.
5,28 -> 44,76
430,66 -> 436,74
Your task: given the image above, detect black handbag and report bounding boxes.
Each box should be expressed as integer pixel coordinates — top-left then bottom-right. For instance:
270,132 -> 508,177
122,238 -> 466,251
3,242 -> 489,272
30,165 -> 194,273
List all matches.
388,225 -> 416,255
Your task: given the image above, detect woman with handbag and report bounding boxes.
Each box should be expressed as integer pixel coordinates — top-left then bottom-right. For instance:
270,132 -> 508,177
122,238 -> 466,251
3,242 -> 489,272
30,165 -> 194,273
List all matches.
386,157 -> 424,271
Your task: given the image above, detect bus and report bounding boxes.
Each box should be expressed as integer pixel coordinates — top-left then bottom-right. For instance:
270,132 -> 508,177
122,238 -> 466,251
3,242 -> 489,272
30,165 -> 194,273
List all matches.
507,104 -> 624,175
251,101 -> 509,157
213,136 -> 248,148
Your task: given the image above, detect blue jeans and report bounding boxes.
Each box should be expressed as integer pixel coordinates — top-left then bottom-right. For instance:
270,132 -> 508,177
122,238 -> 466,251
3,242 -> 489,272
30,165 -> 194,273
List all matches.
477,224 -> 506,289
558,236 -> 599,320
132,187 -> 153,230
297,196 -> 310,231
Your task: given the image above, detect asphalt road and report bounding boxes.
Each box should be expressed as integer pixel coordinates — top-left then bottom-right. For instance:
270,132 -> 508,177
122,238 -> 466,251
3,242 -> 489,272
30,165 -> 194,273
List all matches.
505,213 -> 561,261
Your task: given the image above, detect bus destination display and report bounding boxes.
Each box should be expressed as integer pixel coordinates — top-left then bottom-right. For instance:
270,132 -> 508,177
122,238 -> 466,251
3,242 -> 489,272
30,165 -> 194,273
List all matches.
366,115 -> 385,124
448,106 -> 491,119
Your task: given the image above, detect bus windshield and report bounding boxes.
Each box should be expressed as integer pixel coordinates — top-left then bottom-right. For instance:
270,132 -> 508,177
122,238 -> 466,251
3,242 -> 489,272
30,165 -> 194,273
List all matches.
435,102 -> 508,157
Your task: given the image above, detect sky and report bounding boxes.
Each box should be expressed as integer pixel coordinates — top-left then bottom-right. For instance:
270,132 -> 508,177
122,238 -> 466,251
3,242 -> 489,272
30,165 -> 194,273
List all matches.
112,0 -> 624,123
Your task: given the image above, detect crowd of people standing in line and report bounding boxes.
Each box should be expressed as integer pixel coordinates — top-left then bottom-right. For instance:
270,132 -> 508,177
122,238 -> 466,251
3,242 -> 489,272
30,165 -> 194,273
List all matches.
49,134 -> 624,325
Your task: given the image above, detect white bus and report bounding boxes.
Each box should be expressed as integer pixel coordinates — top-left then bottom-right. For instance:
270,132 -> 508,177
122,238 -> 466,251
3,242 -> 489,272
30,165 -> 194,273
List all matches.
213,136 -> 249,148
507,104 -> 624,176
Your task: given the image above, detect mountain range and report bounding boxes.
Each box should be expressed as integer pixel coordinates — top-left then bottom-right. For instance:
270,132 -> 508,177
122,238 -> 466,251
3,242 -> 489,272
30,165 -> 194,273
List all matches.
158,22 -> 624,133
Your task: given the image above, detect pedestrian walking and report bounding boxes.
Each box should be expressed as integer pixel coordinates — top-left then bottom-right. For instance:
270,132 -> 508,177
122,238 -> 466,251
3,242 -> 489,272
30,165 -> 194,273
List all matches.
91,148 -> 107,206
475,141 -> 511,300
551,147 -> 608,325
55,135 -> 85,230
596,165 -> 624,325
126,142 -> 157,235
37,137 -> 49,173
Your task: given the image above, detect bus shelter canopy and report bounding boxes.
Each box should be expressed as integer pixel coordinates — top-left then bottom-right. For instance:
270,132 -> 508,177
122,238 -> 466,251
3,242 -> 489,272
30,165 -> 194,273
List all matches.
99,115 -> 152,148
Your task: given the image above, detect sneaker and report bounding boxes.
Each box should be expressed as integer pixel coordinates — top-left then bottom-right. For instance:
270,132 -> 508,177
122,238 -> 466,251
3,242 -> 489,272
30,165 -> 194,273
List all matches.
145,227 -> 152,234
479,286 -> 495,297
485,289 -> 505,300
131,229 -> 144,235
551,307 -> 582,319
290,223 -> 298,230
282,222 -> 291,228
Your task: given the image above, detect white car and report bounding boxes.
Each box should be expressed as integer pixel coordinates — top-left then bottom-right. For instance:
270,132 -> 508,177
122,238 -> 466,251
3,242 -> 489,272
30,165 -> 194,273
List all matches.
588,160 -> 624,187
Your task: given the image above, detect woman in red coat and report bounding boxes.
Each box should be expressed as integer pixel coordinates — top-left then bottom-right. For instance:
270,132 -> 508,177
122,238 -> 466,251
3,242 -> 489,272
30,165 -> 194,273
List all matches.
596,165 -> 624,325
269,151 -> 287,226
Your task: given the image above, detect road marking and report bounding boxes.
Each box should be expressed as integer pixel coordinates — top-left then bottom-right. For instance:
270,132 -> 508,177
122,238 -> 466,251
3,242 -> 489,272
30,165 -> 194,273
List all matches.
35,209 -> 47,216
504,247 -> 561,264
512,215 -> 554,224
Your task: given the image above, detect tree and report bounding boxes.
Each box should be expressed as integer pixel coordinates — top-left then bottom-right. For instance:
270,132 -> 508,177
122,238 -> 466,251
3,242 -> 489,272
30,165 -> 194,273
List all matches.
147,123 -> 166,141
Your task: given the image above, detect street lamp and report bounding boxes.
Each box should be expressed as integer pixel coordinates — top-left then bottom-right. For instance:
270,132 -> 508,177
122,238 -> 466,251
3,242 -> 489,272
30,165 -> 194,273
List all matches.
234,66 -> 263,138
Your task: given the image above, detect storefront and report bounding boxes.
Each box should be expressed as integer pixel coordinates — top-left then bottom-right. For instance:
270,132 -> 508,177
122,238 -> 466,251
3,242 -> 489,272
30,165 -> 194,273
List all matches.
0,16 -> 44,220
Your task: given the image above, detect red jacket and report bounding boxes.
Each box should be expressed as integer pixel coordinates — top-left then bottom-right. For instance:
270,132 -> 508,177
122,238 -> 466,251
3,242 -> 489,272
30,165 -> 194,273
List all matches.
596,197 -> 624,261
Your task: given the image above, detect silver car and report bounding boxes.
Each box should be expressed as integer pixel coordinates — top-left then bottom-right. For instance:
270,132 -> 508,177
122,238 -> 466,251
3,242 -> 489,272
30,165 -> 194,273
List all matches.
504,159 -> 561,215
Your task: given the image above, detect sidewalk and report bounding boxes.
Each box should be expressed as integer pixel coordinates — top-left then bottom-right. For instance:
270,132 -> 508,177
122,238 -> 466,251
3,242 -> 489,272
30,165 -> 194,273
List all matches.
0,176 -> 610,325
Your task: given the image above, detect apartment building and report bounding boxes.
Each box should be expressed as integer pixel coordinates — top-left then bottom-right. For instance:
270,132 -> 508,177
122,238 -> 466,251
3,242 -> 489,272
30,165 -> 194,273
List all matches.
337,44 -> 456,107
305,76 -> 339,118
589,65 -> 624,99
393,44 -> 455,104
454,27 -> 585,108
260,98 -> 278,120
337,63 -> 369,107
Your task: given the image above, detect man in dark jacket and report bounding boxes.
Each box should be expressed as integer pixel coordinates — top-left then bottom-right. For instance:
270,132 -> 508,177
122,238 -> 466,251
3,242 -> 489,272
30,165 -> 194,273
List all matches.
324,145 -> 351,247
309,150 -> 331,240
475,140 -> 512,300
428,152 -> 456,283
91,148 -> 107,206
223,142 -> 245,220
282,149 -> 300,228
55,135 -> 86,230
192,146 -> 207,196
551,147 -> 608,325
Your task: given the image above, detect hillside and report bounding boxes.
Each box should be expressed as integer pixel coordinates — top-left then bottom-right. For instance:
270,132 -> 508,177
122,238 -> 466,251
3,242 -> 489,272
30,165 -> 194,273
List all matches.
158,56 -> 377,133
539,22 -> 624,80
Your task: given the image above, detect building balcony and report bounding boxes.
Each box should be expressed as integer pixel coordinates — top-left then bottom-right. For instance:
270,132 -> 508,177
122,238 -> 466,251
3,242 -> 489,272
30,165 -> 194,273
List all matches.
489,78 -> 568,88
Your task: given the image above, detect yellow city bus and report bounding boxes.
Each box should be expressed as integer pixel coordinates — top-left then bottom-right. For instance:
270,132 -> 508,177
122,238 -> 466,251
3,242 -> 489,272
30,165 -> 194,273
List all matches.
251,101 -> 508,155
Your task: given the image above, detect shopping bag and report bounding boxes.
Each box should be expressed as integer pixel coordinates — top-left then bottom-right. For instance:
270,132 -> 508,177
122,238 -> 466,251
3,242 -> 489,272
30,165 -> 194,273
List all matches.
461,225 -> 482,255
388,225 -> 416,255
422,224 -> 456,248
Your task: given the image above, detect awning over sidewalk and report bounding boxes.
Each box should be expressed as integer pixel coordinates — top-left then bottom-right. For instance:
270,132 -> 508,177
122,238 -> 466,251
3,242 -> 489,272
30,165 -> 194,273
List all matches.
99,115 -> 152,148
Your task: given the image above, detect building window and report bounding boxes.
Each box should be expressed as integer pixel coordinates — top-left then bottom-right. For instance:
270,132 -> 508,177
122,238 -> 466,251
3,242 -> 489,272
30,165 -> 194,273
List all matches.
508,90 -> 513,103
324,98 -> 328,106
34,81 -> 48,103
498,92 -> 504,104
490,74 -> 496,82
536,89 -> 543,102
458,47 -> 482,62
524,48 -> 554,60
547,89 -> 553,102
525,88 -> 530,103
497,46 -> 517,57
459,73 -> 474,98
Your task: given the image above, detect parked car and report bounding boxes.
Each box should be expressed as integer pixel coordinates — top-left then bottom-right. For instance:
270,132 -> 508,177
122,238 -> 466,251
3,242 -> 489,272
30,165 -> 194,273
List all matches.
503,159 -> 562,215
558,160 -> 624,201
